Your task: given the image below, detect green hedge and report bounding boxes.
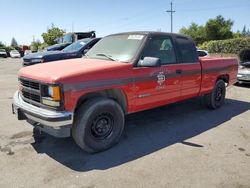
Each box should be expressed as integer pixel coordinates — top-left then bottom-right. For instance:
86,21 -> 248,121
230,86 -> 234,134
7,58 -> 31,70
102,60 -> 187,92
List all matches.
199,37 -> 250,54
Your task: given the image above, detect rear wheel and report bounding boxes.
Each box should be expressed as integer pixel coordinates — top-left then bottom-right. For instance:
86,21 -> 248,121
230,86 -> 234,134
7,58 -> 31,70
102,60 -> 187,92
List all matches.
204,79 -> 226,109
72,98 -> 124,153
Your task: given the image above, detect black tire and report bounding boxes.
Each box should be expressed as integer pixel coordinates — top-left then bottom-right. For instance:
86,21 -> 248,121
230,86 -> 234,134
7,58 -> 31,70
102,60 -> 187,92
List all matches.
72,97 -> 125,153
204,79 -> 226,109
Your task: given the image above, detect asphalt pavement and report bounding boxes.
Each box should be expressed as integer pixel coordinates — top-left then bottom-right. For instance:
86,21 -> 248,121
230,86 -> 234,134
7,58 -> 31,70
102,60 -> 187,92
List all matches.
0,58 -> 249,188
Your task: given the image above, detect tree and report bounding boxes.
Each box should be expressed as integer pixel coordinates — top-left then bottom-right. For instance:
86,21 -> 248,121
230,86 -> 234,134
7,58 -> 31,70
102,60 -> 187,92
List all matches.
38,43 -> 48,50
0,41 -> 6,48
241,25 -> 250,37
30,40 -> 41,52
242,25 -> 247,36
179,22 -> 206,45
205,15 -> 233,41
233,31 -> 242,38
41,24 -> 65,45
10,37 -> 18,48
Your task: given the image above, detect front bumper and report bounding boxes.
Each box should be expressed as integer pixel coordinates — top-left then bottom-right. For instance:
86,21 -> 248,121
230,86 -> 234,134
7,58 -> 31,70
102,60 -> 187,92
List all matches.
22,59 -> 43,66
11,55 -> 20,58
0,53 -> 7,57
22,61 -> 38,66
237,73 -> 250,83
12,91 -> 73,137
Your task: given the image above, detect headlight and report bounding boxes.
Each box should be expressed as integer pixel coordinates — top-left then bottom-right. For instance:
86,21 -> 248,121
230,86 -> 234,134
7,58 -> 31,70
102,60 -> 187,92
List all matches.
48,86 -> 54,97
41,85 -> 62,107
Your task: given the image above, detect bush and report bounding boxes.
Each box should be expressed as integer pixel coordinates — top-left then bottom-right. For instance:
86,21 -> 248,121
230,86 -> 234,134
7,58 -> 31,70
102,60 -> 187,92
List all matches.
239,49 -> 250,62
199,37 -> 250,54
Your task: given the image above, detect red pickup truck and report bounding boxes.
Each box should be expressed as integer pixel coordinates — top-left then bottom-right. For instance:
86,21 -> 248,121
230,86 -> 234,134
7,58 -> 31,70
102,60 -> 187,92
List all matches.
12,32 -> 238,152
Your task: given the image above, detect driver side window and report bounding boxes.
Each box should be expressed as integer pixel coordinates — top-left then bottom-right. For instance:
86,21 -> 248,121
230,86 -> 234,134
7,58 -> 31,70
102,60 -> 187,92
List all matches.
141,36 -> 177,65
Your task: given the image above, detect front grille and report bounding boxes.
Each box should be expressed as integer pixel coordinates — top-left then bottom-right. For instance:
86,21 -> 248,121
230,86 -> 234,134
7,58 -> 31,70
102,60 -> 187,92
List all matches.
22,90 -> 41,103
19,78 -> 41,105
20,79 -> 40,90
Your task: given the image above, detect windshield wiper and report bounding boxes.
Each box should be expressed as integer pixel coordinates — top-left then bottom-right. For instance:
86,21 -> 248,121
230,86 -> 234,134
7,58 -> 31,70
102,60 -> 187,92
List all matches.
95,53 -> 118,61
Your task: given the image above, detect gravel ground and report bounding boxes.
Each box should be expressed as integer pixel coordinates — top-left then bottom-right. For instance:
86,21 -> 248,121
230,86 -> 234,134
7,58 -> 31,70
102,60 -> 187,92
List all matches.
0,58 -> 249,188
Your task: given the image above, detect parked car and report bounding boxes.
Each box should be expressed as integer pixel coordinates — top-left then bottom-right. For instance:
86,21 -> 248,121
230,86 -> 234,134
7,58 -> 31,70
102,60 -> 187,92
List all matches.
24,50 -> 32,56
0,49 -> 7,58
12,31 -> 238,153
10,50 -> 21,58
197,49 -> 209,57
23,38 -> 101,66
47,31 -> 96,51
237,62 -> 250,84
46,42 -> 72,51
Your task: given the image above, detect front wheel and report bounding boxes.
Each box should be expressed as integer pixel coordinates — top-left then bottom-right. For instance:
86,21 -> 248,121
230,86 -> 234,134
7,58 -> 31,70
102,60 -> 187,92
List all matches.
72,98 -> 125,153
204,79 -> 226,109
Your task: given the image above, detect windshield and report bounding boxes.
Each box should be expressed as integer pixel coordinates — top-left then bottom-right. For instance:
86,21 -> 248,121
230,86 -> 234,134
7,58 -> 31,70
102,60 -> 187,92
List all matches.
62,33 -> 74,43
63,38 -> 91,52
11,50 -> 18,53
86,34 -> 145,62
55,37 -> 63,44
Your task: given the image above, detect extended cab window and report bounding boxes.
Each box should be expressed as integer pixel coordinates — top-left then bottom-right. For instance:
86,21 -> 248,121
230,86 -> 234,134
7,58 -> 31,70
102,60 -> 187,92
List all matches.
176,37 -> 198,63
141,36 -> 176,65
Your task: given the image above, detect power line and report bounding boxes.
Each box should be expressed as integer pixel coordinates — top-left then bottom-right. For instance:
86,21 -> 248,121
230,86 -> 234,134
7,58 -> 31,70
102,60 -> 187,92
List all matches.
166,1 -> 175,33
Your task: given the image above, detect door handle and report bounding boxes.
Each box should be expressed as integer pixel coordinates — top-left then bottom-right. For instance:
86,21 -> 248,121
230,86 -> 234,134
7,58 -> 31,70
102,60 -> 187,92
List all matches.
176,69 -> 182,74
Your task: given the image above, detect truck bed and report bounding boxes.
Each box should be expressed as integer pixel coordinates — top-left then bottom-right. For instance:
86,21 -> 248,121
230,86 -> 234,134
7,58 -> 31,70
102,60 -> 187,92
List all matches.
199,57 -> 238,95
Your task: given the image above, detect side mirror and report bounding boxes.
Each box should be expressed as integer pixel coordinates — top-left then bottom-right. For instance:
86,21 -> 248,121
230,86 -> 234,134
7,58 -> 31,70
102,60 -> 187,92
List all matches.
83,49 -> 89,54
137,57 -> 161,67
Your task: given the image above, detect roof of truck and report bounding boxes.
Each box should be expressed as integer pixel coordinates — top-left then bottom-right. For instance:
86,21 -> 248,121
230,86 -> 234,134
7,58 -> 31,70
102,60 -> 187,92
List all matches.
107,31 -> 191,39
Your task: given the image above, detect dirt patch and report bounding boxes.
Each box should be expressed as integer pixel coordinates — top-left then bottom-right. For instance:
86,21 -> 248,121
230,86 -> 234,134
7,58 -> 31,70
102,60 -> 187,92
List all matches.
0,146 -> 14,155
10,131 -> 32,139
238,148 -> 246,152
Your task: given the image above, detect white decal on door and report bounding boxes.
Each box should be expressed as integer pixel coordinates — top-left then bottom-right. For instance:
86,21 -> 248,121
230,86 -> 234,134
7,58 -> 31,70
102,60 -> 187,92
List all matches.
156,72 -> 166,90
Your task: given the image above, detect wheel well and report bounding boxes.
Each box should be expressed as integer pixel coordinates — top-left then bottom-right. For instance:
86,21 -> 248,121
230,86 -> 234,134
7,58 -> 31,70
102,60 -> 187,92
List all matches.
217,74 -> 229,84
75,89 -> 128,114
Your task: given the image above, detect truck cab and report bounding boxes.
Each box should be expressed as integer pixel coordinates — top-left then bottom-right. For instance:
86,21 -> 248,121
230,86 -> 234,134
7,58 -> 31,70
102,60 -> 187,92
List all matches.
12,32 -> 238,153
46,31 -> 96,51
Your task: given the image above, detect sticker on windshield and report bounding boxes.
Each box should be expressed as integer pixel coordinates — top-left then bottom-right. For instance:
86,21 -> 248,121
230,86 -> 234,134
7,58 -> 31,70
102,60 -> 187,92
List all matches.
80,42 -> 86,45
128,35 -> 144,40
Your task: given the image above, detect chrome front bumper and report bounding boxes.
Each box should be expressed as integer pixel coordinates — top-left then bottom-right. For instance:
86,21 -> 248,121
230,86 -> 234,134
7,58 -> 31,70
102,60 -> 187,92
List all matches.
12,91 -> 73,137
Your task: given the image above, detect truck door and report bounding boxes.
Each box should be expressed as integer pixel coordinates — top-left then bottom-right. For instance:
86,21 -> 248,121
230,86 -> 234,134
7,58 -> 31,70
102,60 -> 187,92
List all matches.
133,35 -> 182,111
175,36 -> 202,100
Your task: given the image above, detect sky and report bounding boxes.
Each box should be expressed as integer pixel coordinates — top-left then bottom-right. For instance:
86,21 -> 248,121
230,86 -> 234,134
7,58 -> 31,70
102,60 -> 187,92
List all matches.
0,0 -> 249,45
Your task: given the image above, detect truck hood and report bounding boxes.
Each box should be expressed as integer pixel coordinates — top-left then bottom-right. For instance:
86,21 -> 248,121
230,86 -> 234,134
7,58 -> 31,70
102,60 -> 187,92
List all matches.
18,58 -> 132,83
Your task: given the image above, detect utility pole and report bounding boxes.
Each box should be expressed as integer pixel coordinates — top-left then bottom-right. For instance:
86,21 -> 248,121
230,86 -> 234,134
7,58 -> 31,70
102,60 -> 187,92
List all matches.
166,1 -> 175,33
72,22 -> 74,32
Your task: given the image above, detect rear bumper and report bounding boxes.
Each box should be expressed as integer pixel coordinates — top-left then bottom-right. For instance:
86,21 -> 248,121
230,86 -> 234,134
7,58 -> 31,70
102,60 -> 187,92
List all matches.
12,91 -> 73,137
